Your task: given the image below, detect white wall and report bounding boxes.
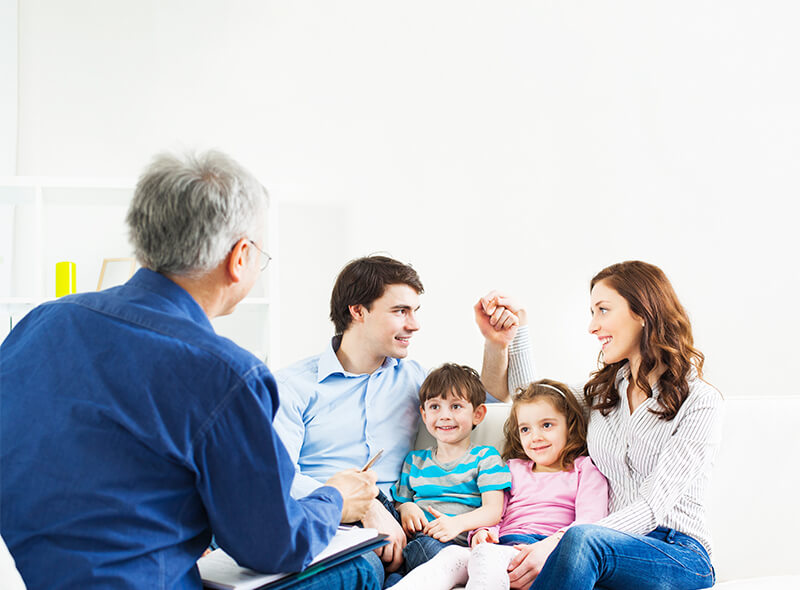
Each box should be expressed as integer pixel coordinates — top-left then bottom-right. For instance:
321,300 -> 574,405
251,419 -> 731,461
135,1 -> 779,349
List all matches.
0,0 -> 17,174
14,1 -> 800,397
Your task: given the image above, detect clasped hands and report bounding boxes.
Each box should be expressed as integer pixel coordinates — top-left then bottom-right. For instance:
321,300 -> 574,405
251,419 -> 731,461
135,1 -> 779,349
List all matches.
474,290 -> 527,346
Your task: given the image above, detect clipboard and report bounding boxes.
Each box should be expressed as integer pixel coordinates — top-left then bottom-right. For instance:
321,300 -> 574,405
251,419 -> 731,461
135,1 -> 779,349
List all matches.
199,527 -> 388,590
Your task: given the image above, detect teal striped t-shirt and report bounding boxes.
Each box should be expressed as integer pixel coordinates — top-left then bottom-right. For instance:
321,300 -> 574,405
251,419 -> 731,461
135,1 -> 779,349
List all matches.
390,445 -> 511,524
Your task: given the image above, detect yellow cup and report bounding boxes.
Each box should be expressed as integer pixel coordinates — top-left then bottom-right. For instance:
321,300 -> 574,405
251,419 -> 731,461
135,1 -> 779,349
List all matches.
55,261 -> 77,297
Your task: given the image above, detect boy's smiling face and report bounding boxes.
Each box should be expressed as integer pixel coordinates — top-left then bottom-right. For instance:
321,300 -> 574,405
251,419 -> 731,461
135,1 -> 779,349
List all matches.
421,390 -> 486,448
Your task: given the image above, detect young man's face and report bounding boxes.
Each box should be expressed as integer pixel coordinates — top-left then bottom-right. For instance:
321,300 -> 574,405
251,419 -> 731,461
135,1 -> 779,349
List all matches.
356,283 -> 421,361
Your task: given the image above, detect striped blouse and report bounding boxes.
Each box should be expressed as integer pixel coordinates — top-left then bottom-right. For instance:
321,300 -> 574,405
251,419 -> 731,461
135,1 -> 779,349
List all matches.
507,326 -> 724,554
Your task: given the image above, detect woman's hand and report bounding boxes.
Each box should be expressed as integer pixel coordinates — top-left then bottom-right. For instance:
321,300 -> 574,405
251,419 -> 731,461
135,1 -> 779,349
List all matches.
507,534 -> 560,589
470,528 -> 499,547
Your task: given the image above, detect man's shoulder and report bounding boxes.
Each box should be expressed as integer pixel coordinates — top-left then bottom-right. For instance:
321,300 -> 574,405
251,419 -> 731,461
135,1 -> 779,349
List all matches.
391,357 -> 427,382
274,353 -> 323,386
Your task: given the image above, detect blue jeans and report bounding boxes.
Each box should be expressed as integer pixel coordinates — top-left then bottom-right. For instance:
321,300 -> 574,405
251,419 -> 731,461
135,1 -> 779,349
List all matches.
499,533 -> 547,546
286,555 -> 381,590
402,532 -> 455,572
530,525 -> 715,590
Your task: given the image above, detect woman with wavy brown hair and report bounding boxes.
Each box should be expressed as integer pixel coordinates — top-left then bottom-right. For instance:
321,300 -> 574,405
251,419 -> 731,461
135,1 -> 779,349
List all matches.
486,261 -> 723,590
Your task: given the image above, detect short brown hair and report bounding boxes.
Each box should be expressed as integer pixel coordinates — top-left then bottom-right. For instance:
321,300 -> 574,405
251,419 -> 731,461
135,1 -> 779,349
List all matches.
329,255 -> 424,335
419,363 -> 486,408
502,379 -> 587,471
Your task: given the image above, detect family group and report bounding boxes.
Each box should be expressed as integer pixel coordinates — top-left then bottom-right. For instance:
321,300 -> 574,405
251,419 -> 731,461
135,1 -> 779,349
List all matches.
0,150 -> 722,590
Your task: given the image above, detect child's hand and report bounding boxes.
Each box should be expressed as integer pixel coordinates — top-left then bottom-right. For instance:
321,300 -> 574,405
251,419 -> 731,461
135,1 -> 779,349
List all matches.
423,507 -> 463,543
471,528 -> 499,547
398,503 -> 427,536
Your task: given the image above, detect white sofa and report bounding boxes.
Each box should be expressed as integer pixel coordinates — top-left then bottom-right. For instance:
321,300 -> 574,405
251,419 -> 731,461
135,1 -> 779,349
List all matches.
415,396 -> 800,589
4,398 -> 797,589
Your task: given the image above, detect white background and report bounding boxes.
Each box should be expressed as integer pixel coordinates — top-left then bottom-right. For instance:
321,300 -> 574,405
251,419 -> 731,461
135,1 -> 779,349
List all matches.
8,1 -> 800,397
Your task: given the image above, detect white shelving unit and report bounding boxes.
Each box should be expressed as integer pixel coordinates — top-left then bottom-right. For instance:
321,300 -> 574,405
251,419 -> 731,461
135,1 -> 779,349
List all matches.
0,177 -> 279,366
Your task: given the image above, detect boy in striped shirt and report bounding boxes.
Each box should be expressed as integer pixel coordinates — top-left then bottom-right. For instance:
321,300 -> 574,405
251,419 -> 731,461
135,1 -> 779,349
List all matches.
390,363 -> 511,572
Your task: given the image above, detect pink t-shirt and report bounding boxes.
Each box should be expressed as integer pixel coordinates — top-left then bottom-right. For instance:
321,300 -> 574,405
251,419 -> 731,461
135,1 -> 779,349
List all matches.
483,455 -> 609,539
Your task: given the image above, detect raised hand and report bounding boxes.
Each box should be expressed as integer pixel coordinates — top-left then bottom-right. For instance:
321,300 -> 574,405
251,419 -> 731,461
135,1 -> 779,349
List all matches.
474,290 -> 526,346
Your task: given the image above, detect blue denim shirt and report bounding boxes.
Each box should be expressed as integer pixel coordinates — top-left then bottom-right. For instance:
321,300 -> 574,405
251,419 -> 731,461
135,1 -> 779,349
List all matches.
0,269 -> 342,589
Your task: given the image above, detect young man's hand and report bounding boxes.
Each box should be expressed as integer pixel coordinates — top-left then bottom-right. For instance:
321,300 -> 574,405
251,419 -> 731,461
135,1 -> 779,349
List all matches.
397,502 -> 427,536
361,499 -> 407,572
474,290 -> 526,346
422,507 -> 464,543
471,528 -> 499,547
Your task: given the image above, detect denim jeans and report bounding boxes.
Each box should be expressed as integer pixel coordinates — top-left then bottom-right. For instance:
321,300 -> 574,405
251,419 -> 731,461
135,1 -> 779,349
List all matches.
499,533 -> 547,546
530,524 -> 715,590
402,532 -> 455,572
286,555 -> 382,590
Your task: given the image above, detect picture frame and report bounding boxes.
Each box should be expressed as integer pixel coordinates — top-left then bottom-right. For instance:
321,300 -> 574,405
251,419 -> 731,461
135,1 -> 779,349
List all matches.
96,258 -> 137,291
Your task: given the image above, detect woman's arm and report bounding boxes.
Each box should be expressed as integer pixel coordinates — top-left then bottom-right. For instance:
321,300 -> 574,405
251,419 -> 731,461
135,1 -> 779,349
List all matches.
571,456 -> 609,525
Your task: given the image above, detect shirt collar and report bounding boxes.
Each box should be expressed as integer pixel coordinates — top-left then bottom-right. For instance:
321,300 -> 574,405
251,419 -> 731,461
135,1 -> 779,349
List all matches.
316,336 -> 399,382
126,268 -> 212,329
614,362 -> 662,399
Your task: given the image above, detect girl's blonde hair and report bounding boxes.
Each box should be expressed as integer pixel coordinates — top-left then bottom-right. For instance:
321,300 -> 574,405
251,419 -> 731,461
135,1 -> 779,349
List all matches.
502,379 -> 588,471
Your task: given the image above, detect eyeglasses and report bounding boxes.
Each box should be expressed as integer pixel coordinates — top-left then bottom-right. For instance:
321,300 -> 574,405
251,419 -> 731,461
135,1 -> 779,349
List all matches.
247,240 -> 272,271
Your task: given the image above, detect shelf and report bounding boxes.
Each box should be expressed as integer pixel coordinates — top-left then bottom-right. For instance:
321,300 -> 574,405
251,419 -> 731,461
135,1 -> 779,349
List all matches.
1,176 -> 279,364
0,297 -> 42,305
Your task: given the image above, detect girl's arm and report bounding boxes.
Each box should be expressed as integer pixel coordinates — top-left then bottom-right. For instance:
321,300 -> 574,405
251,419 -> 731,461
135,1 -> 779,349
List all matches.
423,490 -> 505,542
570,456 -> 609,526
507,457 -> 609,587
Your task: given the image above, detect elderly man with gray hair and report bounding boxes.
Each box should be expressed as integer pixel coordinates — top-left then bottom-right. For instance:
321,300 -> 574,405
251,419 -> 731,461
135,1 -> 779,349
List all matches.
0,151 -> 380,589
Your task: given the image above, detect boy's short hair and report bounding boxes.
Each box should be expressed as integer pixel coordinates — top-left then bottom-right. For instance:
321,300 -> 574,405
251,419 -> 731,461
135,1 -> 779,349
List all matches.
329,255 -> 424,335
419,363 -> 486,408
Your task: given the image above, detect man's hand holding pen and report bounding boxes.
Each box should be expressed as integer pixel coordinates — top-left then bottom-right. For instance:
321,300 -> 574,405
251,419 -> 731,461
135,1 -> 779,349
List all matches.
325,449 -> 384,523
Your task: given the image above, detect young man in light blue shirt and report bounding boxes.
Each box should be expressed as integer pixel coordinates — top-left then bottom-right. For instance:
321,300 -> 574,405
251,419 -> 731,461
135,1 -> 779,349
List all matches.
273,256 -> 526,584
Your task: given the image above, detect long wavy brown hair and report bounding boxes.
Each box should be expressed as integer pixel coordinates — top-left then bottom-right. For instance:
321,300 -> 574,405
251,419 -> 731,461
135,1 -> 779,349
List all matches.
502,379 -> 587,471
584,261 -> 705,421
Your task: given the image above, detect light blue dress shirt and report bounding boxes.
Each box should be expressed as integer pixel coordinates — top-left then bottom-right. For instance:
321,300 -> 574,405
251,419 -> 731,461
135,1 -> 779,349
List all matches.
274,339 -> 428,497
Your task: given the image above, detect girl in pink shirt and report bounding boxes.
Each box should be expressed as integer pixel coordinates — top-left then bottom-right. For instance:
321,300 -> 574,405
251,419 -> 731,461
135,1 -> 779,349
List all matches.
391,380 -> 608,590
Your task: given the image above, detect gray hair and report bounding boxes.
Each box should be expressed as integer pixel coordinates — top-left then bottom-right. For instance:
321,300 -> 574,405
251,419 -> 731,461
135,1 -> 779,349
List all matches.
126,150 -> 268,276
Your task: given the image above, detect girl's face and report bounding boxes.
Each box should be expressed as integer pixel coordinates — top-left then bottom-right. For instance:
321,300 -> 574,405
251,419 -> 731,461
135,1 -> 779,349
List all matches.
516,399 -> 568,472
588,279 -> 645,370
